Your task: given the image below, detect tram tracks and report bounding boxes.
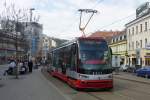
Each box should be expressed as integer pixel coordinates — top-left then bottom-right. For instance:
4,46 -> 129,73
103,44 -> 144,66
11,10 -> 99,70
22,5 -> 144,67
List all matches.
86,92 -> 104,100
42,69 -> 150,100
114,75 -> 150,85
84,78 -> 150,100
42,69 -> 129,100
42,69 -> 104,100
115,78 -> 150,94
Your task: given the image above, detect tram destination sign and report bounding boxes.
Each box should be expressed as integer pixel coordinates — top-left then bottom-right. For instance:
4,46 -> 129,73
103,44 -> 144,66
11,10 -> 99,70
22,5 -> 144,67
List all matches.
136,2 -> 150,18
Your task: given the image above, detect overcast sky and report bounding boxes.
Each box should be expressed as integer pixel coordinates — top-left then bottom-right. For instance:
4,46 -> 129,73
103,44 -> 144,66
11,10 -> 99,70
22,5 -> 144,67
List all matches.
0,0 -> 149,40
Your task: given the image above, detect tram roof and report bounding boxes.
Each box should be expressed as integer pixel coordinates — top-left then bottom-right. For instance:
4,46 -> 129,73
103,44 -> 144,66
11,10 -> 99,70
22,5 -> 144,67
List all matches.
50,37 -> 105,52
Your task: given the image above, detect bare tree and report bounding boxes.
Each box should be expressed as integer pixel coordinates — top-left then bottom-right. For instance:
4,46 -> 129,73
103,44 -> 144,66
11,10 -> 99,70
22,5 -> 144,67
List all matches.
0,1 -> 29,32
0,1 -> 30,78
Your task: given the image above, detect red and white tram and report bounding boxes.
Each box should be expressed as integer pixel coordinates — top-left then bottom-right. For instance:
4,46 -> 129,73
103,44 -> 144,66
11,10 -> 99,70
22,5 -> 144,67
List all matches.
49,37 -> 113,89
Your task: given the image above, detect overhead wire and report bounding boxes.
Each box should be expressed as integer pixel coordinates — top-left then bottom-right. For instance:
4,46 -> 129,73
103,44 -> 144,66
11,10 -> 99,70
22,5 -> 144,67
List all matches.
86,0 -> 136,36
59,0 -> 135,39
98,13 -> 135,30
85,13 -> 135,36
81,0 -> 105,36
57,0 -> 105,36
92,0 -> 105,9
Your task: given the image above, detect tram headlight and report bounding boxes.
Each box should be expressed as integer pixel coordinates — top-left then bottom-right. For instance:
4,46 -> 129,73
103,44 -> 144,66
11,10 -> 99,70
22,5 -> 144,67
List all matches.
79,74 -> 89,79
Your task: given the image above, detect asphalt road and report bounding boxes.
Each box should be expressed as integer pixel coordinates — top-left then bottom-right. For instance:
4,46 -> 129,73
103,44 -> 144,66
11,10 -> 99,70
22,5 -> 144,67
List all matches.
42,69 -> 150,100
1,65 -> 150,100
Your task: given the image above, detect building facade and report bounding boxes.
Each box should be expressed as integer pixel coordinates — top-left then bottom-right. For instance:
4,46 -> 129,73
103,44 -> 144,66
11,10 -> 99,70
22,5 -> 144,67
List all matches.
38,34 -> 57,62
0,30 -> 27,64
125,2 -> 150,68
109,31 -> 127,68
23,22 -> 43,59
38,34 -> 67,63
0,19 -> 43,63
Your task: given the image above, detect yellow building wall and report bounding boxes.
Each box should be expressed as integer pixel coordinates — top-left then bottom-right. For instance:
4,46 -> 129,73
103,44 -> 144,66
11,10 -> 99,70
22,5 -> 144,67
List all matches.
109,40 -> 127,66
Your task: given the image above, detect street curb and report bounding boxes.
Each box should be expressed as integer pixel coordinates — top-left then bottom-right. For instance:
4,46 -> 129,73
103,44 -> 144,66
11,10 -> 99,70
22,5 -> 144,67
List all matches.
114,76 -> 150,85
41,68 -> 72,100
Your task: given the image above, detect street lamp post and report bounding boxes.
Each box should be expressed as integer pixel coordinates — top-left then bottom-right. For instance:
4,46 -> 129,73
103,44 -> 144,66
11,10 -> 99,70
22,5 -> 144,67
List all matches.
15,22 -> 19,79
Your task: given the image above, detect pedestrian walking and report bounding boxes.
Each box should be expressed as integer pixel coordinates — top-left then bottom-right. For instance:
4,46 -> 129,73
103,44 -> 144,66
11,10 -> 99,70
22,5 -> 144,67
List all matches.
3,59 -> 16,75
28,60 -> 33,73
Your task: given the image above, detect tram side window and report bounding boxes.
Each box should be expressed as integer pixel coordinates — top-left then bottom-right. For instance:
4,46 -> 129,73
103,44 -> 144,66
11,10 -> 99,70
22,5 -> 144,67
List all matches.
52,52 -> 56,67
70,44 -> 77,70
58,49 -> 64,67
53,51 -> 59,68
63,46 -> 72,68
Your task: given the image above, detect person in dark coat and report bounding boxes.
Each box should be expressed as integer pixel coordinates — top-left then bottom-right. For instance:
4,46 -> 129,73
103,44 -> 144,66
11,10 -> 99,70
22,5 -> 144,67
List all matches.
28,60 -> 33,72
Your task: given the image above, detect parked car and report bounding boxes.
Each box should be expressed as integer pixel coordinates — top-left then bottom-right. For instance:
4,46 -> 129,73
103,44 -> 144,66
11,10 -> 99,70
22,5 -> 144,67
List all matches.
136,66 -> 150,78
126,66 -> 136,73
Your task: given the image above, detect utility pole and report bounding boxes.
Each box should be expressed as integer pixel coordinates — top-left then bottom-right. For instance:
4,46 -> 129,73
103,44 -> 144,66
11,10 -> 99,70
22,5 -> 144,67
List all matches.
15,21 -> 19,79
78,9 -> 97,37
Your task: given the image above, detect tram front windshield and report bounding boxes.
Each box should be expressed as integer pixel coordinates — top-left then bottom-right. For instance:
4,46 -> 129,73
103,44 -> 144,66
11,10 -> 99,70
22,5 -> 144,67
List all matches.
79,39 -> 112,74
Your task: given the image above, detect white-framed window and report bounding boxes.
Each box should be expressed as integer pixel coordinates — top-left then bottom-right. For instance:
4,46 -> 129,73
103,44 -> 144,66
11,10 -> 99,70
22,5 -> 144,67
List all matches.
124,35 -> 126,39
128,29 -> 130,36
145,22 -> 148,31
140,24 -> 142,32
120,36 -> 122,41
136,26 -> 138,34
145,38 -> 147,46
140,40 -> 142,48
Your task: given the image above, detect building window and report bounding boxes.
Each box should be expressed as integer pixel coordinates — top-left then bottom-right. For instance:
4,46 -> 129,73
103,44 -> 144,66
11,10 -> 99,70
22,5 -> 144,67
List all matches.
136,26 -> 138,34
140,40 -> 142,48
145,38 -> 147,46
145,22 -> 148,31
112,39 -> 115,43
128,29 -> 130,36
132,27 -> 134,35
120,36 -> 122,41
124,35 -> 126,39
140,24 -> 142,32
